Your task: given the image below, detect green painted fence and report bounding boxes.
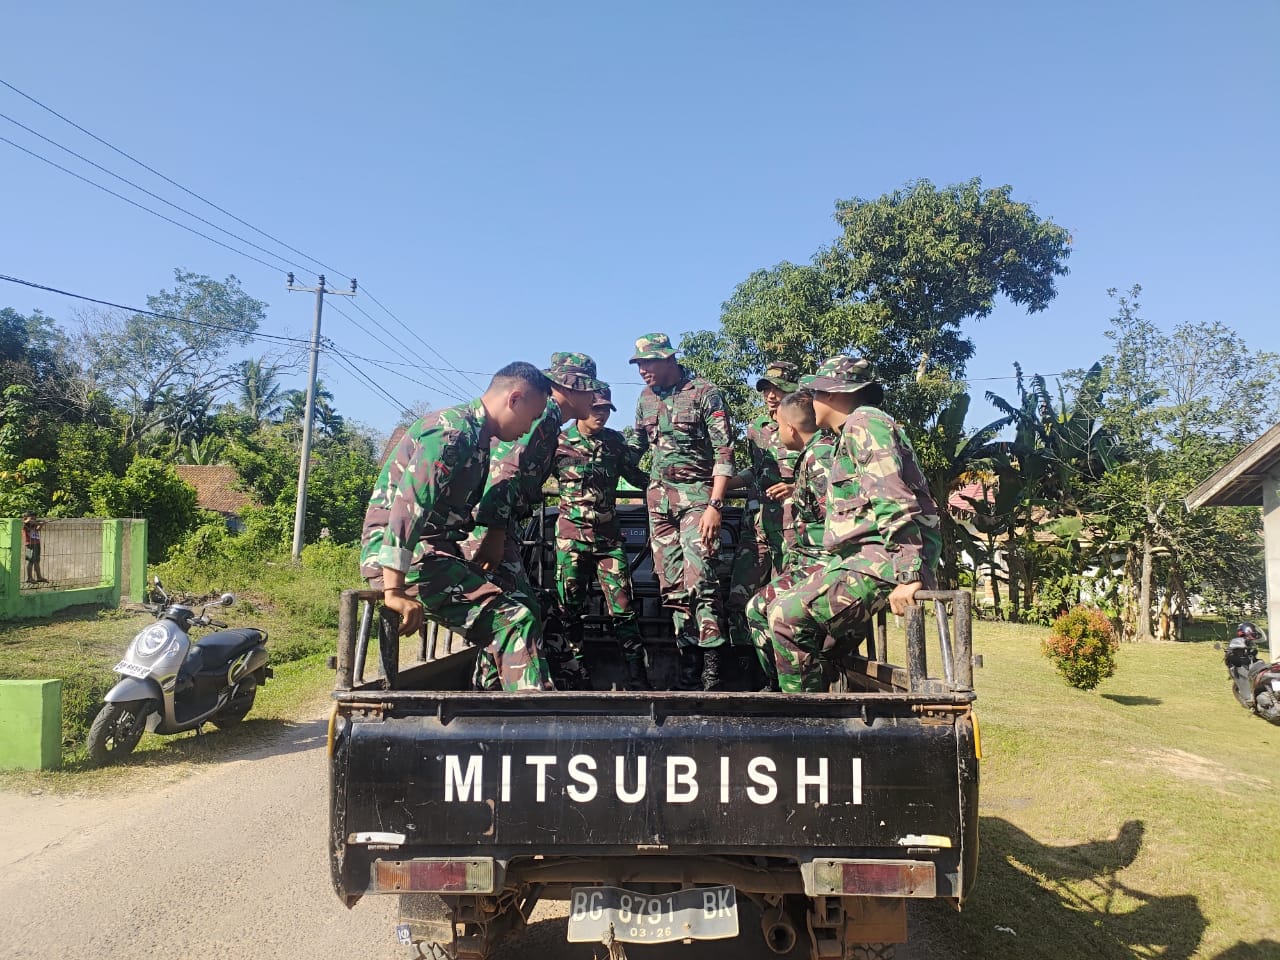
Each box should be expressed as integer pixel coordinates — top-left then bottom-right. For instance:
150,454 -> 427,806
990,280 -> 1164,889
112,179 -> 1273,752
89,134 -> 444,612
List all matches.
0,518 -> 147,621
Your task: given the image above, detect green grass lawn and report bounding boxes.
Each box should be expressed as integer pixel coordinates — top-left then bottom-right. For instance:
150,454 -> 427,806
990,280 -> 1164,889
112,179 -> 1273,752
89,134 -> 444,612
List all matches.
911,620 -> 1280,960
3,600 -> 1278,958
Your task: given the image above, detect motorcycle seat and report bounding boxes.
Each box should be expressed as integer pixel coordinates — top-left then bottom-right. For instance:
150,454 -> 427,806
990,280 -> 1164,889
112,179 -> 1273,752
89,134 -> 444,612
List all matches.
193,628 -> 265,667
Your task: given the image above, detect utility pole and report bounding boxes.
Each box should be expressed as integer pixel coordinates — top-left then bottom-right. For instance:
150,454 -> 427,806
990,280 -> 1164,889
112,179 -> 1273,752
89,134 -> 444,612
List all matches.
286,272 -> 357,561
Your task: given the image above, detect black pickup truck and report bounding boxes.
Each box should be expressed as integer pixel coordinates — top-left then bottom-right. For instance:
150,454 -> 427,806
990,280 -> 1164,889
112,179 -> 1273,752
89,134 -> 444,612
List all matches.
328,501 -> 979,959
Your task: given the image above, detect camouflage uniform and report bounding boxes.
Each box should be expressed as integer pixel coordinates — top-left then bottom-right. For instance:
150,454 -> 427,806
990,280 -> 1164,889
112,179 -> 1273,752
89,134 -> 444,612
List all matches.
359,398 -> 550,692
551,386 -> 651,676
629,334 -> 735,650
745,428 -> 837,682
766,357 -> 942,693
727,362 -> 800,648
465,352 -> 606,688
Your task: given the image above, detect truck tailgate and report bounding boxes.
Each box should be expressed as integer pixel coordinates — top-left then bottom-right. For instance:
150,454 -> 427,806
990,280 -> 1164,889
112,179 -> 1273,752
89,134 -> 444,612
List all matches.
331,692 -> 977,899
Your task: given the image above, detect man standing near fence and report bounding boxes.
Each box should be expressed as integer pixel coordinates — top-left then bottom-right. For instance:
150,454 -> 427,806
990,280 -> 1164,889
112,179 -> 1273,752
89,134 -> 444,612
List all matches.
22,513 -> 47,584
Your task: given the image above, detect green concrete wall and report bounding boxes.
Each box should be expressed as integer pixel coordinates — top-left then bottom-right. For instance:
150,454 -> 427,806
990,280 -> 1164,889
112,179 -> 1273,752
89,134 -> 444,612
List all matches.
0,679 -> 62,770
0,519 -> 146,620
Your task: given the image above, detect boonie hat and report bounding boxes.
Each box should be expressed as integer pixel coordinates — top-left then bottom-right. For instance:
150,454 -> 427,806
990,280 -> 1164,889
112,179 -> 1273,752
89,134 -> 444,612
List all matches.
591,385 -> 617,412
629,332 -> 678,363
755,360 -> 800,394
800,356 -> 881,396
545,351 -> 607,393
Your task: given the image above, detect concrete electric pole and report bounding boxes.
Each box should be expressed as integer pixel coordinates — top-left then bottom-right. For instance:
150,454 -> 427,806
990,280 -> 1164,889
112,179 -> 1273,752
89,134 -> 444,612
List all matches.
285,272 -> 357,561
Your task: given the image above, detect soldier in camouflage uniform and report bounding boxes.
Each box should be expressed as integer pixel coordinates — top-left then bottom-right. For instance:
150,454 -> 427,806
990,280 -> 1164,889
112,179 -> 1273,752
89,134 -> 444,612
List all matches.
628,333 -> 735,691
359,361 -> 554,692
464,352 -> 603,689
745,390 -> 836,689
765,357 -> 942,693
551,385 -> 653,690
726,361 -> 801,683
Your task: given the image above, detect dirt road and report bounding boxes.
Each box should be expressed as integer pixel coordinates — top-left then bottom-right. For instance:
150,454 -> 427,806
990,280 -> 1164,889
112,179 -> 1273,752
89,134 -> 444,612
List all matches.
0,716 -> 932,959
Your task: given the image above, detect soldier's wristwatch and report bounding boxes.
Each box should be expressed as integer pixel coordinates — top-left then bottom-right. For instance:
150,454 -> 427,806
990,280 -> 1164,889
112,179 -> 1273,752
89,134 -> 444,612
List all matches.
708,498 -> 725,511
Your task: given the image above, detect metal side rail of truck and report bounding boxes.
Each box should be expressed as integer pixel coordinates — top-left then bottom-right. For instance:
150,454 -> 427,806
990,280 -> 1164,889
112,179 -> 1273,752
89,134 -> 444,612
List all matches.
326,551 -> 980,959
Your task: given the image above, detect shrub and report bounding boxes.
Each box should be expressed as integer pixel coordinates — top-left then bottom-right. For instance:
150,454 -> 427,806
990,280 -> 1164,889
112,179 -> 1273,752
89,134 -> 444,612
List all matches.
1042,605 -> 1118,690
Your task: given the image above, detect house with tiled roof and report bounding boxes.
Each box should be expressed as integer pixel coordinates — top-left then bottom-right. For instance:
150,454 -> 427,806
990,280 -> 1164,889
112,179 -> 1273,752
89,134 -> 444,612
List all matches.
172,465 -> 257,531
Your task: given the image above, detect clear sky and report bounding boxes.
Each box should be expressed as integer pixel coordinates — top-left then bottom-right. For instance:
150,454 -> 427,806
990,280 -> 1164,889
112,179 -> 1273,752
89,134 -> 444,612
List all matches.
2,1 -> 1276,437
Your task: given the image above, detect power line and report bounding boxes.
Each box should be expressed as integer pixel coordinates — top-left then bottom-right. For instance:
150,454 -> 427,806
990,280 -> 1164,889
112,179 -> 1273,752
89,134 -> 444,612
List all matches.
327,348 -> 410,413
325,299 -> 468,401
0,134 -> 292,275
0,76 -> 348,281
0,77 -> 479,389
356,287 -> 485,391
0,110 -> 318,279
0,272 -> 313,346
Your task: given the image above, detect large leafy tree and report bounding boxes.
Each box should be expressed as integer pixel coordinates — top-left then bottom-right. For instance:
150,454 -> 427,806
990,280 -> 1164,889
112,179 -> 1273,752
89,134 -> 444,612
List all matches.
1088,286 -> 1277,637
79,269 -> 268,450
682,178 -> 1072,431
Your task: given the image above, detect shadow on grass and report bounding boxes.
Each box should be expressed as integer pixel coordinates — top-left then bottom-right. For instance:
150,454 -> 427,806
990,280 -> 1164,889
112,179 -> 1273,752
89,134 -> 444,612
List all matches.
1101,694 -> 1163,707
64,716 -> 327,774
910,817 -> 1205,959
1208,941 -> 1280,959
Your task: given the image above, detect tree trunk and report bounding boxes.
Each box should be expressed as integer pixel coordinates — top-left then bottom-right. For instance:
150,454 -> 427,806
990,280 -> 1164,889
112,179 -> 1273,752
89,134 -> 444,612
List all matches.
987,536 -> 1002,618
1135,532 -> 1155,641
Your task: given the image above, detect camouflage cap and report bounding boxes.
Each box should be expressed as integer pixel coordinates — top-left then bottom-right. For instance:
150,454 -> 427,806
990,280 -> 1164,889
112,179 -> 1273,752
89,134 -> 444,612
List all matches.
799,356 -> 879,394
628,332 -> 678,363
755,360 -> 800,394
591,384 -> 617,412
545,351 -> 607,393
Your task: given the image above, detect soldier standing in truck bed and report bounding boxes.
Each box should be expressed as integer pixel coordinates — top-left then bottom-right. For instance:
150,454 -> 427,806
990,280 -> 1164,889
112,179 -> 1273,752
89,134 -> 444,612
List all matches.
628,333 -> 735,691
465,352 -> 603,689
726,361 -> 801,686
745,390 -> 836,690
359,361 -> 554,692
765,357 -> 942,693
551,385 -> 654,690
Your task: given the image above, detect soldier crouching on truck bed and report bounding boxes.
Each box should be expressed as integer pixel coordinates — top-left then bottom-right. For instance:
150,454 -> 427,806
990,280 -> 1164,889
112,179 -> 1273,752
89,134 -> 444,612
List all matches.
725,360 -> 801,688
359,361 -> 555,692
746,390 -> 836,691
765,357 -> 942,693
551,384 -> 654,690
628,332 -> 735,692
463,352 -> 603,690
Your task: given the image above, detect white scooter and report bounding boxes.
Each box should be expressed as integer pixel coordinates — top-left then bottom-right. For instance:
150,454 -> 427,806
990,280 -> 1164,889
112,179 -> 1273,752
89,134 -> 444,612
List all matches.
86,578 -> 271,765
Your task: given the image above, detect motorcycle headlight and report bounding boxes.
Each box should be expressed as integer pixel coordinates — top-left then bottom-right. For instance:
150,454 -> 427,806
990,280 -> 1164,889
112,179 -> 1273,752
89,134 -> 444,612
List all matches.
134,624 -> 171,658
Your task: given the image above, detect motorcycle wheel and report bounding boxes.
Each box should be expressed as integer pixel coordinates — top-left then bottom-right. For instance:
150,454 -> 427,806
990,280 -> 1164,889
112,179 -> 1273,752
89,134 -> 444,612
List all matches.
87,700 -> 151,766
211,670 -> 260,729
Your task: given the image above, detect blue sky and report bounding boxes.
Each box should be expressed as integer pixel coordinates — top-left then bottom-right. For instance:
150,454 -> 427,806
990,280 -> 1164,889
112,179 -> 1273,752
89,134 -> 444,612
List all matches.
1,1 -> 1276,437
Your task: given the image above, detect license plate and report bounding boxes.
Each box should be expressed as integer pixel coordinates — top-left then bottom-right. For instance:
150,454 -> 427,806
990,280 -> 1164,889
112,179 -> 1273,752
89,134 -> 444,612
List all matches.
114,660 -> 151,679
567,885 -> 738,944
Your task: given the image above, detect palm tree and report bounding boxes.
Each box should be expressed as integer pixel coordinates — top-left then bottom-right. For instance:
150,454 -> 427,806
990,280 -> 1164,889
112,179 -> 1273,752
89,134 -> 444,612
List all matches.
238,358 -> 286,427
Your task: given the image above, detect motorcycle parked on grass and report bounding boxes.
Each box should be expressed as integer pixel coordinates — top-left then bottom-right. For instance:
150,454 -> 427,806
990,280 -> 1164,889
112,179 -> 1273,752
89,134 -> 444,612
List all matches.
1218,622 -> 1280,725
86,578 -> 271,766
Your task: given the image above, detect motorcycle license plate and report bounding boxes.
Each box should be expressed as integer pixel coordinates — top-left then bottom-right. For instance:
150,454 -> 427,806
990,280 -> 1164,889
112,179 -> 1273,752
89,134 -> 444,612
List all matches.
567,885 -> 738,944
114,659 -> 151,679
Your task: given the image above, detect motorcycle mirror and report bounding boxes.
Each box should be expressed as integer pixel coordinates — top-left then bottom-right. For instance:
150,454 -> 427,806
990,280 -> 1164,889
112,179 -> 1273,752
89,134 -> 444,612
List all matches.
219,593 -> 236,607
153,575 -> 161,586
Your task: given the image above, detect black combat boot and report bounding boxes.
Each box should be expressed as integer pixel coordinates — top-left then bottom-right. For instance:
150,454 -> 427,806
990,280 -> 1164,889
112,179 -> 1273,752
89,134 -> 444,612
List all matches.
623,654 -> 653,691
701,647 -> 734,692
676,645 -> 703,691
735,649 -> 764,692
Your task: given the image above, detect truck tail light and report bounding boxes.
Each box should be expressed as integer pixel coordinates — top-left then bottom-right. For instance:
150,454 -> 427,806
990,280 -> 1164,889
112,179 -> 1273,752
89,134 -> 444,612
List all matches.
371,858 -> 495,894
808,859 -> 937,898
